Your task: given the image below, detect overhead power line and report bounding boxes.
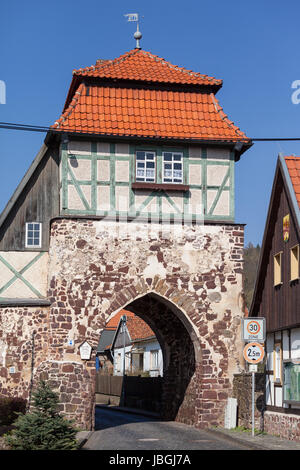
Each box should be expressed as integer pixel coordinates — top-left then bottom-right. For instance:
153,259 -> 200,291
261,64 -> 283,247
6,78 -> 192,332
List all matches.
1,121 -> 300,142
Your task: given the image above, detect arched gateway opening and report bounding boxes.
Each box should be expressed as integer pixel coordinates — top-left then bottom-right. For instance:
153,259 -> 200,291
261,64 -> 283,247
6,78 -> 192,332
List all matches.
98,292 -> 201,425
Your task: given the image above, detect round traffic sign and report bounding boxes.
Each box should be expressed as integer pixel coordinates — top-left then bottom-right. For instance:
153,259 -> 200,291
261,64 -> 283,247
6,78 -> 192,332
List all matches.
243,342 -> 265,364
246,320 -> 261,335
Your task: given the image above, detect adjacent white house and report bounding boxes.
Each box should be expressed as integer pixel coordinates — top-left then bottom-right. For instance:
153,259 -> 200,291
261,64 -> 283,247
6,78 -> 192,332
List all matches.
111,312 -> 163,377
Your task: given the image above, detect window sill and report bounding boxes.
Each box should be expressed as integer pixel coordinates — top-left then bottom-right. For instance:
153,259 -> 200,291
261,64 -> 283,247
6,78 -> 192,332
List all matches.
132,182 -> 189,191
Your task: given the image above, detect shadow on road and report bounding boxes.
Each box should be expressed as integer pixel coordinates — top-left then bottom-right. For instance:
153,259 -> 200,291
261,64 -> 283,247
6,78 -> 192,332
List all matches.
94,405 -> 160,431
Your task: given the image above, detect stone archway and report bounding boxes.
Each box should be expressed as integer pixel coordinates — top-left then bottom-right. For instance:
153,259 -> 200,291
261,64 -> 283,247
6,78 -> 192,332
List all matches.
121,292 -> 201,425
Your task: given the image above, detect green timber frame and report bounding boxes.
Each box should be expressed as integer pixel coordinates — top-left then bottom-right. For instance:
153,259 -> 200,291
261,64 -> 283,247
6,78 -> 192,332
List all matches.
60,141 -> 235,222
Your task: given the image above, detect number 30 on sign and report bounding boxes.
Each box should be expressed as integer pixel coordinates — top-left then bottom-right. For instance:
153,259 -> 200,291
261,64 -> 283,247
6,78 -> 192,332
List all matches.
243,342 -> 265,364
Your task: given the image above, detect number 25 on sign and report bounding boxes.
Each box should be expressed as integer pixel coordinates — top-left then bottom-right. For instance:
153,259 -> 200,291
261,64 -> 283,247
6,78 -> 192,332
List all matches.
243,342 -> 265,364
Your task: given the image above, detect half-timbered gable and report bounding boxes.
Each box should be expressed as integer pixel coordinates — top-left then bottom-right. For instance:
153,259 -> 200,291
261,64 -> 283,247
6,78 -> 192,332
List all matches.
250,154 -> 300,441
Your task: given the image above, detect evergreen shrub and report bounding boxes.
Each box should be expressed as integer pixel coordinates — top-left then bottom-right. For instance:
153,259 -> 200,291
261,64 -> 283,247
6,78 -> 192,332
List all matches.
5,381 -> 79,450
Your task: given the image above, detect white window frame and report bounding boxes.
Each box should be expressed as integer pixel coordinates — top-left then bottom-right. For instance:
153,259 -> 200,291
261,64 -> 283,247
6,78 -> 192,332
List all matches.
25,222 -> 42,248
135,151 -> 156,182
162,152 -> 183,184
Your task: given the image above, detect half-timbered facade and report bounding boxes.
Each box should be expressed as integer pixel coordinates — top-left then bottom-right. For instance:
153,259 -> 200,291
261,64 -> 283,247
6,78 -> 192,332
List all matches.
250,155 -> 300,441
0,47 -> 251,430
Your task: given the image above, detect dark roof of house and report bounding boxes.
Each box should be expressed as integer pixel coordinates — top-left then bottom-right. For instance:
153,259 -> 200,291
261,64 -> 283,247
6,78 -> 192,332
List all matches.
96,329 -> 115,353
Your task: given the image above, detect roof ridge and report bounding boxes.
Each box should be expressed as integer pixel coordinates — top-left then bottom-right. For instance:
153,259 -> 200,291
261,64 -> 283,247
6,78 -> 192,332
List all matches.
53,82 -> 85,129
210,93 -> 248,140
73,49 -> 140,76
72,49 -> 222,86
138,50 -> 221,83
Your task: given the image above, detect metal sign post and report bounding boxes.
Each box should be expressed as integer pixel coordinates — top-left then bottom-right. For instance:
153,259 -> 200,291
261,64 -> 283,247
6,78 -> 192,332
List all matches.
252,371 -> 255,437
242,318 -> 265,438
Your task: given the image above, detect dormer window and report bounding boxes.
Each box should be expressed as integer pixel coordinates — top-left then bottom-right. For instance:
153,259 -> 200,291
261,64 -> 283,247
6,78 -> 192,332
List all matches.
25,222 -> 42,248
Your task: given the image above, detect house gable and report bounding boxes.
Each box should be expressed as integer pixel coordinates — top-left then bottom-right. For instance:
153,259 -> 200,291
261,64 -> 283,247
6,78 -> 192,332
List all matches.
0,143 -> 59,251
250,155 -> 300,331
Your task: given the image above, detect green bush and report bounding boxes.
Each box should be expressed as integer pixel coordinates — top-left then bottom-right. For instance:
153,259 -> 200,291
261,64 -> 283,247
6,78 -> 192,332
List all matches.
4,381 -> 79,450
0,397 -> 27,425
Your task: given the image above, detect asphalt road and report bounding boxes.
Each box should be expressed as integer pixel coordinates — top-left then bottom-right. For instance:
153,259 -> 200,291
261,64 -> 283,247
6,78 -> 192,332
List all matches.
83,406 -> 254,451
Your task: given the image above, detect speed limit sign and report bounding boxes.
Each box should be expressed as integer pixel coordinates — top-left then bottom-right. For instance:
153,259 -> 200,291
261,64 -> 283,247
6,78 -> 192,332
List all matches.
243,342 -> 265,364
242,318 -> 265,343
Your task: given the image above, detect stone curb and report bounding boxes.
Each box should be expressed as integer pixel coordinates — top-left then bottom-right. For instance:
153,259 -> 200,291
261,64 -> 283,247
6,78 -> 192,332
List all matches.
205,428 -> 271,450
76,431 -> 94,449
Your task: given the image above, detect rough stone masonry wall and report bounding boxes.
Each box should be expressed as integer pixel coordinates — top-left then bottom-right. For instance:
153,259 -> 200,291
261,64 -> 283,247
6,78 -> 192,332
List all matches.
0,218 -> 245,430
233,372 -> 265,431
264,411 -> 300,442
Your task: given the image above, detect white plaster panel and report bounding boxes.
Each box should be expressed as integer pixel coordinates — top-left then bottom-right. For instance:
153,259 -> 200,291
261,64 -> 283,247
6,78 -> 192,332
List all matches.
282,330 -> 290,360
115,161 -> 129,182
68,185 -> 91,211
275,386 -> 283,407
96,142 -> 110,155
207,190 -> 217,213
2,278 -> 35,299
97,186 -> 110,211
213,191 -> 230,216
266,333 -> 274,371
207,147 -> 230,160
69,158 -> 91,181
0,252 -> 49,298
115,186 -> 129,212
207,164 -> 229,186
115,143 -> 129,156
265,375 -> 273,406
189,164 -> 201,185
135,192 -> 157,213
22,254 -> 49,297
68,141 -> 91,155
162,192 -> 183,214
97,160 -> 110,181
291,328 -> 300,359
188,146 -> 202,159
189,189 -> 202,215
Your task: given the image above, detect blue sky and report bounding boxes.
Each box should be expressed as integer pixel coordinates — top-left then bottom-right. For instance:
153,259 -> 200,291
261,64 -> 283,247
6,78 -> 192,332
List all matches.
1,0 -> 300,246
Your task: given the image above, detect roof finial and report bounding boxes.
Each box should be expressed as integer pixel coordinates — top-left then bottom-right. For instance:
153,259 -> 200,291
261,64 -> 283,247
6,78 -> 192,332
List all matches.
124,13 -> 142,49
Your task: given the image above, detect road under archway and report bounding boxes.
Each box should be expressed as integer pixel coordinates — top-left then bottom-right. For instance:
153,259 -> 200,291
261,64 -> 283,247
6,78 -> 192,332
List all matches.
121,292 -> 201,425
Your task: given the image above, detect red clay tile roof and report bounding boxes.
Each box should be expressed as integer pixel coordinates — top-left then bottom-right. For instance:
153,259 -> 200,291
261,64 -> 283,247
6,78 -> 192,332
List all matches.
105,309 -> 135,330
284,156 -> 300,207
126,315 -> 155,342
72,49 -> 222,87
53,83 -> 249,142
52,49 -> 250,143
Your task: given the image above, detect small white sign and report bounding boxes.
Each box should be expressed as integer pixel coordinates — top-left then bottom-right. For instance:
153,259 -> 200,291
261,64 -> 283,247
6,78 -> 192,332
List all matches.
249,364 -> 258,372
242,318 -> 265,343
79,341 -> 92,360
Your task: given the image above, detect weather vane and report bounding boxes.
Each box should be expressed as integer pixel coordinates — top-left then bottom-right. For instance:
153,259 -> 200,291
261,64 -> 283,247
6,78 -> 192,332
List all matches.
124,13 -> 142,49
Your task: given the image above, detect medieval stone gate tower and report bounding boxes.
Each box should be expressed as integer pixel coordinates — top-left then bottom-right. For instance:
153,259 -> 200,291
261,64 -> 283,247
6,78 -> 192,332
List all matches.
0,47 -> 251,430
